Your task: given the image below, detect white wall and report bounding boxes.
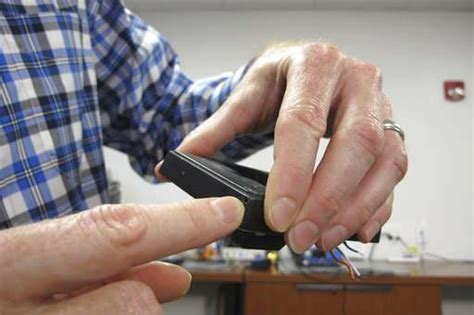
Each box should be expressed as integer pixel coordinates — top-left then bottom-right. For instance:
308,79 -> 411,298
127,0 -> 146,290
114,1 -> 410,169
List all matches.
471,12 -> 474,256
104,10 -> 473,260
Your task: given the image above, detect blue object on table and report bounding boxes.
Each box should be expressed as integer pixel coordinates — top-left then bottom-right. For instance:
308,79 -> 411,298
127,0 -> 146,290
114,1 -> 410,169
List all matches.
293,247 -> 344,267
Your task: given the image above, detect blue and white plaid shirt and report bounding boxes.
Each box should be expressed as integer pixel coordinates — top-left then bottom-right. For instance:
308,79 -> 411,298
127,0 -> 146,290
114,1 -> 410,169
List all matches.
0,0 -> 272,229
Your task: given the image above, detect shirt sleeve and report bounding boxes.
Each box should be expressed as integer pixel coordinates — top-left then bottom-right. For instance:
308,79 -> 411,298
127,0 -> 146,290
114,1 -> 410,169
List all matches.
87,0 -> 273,182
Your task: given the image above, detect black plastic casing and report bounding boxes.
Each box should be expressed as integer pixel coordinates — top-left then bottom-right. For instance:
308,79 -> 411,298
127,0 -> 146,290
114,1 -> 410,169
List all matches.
160,151 -> 380,250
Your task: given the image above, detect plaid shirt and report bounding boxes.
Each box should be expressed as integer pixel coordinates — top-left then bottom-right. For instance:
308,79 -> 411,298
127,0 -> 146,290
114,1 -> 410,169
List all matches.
0,0 -> 272,229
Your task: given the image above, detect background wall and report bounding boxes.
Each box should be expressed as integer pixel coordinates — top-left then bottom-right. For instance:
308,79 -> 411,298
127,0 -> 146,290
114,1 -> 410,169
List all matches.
104,9 -> 473,261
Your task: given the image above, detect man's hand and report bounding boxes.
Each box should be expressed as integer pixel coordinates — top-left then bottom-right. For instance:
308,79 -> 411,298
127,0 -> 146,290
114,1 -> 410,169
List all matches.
164,42 -> 408,253
0,197 -> 244,314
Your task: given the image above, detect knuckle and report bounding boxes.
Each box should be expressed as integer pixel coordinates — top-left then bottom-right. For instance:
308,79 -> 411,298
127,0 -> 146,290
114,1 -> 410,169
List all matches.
181,201 -> 207,245
382,207 -> 393,224
300,42 -> 323,59
350,117 -> 384,160
357,205 -> 375,224
382,204 -> 394,223
286,164 -> 312,190
278,106 -> 327,140
357,63 -> 383,87
295,42 -> 344,72
322,44 -> 343,62
382,97 -> 393,117
81,204 -> 148,248
316,190 -> 343,216
228,100 -> 256,135
360,63 -> 381,78
388,148 -> 409,181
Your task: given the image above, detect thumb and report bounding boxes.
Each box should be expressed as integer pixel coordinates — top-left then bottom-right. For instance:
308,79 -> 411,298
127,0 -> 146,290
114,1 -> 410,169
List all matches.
153,104 -> 237,181
154,80 -> 274,179
154,91 -> 248,180
0,197 -> 244,300
178,105 -> 240,157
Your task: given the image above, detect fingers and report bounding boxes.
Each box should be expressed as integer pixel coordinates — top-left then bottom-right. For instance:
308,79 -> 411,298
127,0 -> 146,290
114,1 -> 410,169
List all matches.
153,45 -> 295,180
153,73 -> 278,180
173,103 -> 240,157
41,281 -> 163,315
57,262 -> 192,304
111,262 -> 192,303
286,62 -> 387,253
359,194 -> 394,243
320,130 -> 407,249
170,66 -> 281,158
265,44 -> 345,233
0,197 -> 244,300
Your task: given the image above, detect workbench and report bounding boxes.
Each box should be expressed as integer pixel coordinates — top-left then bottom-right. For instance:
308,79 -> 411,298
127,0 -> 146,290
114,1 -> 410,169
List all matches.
186,260 -> 474,315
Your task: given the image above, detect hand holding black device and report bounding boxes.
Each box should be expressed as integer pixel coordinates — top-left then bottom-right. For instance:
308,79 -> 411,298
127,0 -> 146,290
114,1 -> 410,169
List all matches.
160,151 -> 380,250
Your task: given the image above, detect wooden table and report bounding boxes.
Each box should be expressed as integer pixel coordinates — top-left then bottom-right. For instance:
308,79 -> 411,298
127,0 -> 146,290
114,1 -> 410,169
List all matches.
187,260 -> 474,315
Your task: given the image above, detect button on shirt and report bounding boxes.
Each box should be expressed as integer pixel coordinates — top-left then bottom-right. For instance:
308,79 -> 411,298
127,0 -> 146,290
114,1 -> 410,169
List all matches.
0,0 -> 272,229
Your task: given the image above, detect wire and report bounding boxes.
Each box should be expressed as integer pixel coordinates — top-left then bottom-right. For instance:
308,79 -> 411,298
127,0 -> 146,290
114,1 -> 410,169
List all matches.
334,248 -> 361,279
330,249 -> 355,279
343,241 -> 363,256
383,232 -> 410,249
282,249 -> 345,282
284,246 -> 363,281
329,249 -> 340,263
339,259 -> 354,279
342,256 -> 361,278
378,232 -> 452,261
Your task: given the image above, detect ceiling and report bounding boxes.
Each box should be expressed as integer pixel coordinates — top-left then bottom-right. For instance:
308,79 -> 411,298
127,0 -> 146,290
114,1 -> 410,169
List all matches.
125,0 -> 474,11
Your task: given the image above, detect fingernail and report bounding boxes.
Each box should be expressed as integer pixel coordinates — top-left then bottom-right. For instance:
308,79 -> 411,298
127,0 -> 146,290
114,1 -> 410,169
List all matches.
154,161 -> 163,174
155,161 -> 168,182
212,197 -> 244,224
270,197 -> 297,231
365,221 -> 381,242
182,270 -> 193,295
288,220 -> 320,254
322,225 -> 349,250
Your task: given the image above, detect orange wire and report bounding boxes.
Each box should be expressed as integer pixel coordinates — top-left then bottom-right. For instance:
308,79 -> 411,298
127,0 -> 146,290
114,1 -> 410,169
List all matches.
337,259 -> 355,279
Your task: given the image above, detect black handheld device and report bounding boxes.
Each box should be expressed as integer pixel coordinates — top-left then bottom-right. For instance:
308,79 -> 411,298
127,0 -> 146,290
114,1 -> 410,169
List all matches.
160,151 -> 380,250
